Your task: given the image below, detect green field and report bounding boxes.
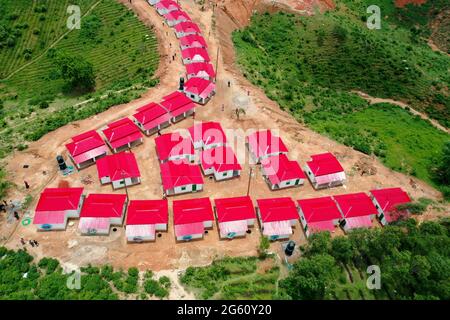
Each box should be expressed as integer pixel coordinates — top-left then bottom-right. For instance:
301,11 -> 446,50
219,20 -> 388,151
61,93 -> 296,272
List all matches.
232,2 -> 449,193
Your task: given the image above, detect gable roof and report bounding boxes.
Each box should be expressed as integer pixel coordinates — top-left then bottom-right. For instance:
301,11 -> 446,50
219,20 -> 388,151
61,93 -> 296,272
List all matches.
256,197 -> 298,222
333,192 -> 378,218
96,151 -> 140,181
246,130 -> 288,159
133,102 -> 171,130
80,193 -> 127,218
181,47 -> 210,62
188,121 -> 226,146
306,152 -> 344,176
160,91 -> 195,118
214,196 -> 256,223
164,10 -> 191,22
126,199 -> 168,225
173,197 -> 213,225
102,118 -> 142,149
200,145 -> 241,172
185,62 -> 215,79
155,0 -> 180,11
261,154 -> 305,185
184,77 -> 215,99
65,130 -> 108,165
297,196 -> 342,223
174,21 -> 201,34
155,132 -> 194,161
370,187 -> 411,213
35,187 -> 84,212
179,34 -> 207,48
159,160 -> 203,190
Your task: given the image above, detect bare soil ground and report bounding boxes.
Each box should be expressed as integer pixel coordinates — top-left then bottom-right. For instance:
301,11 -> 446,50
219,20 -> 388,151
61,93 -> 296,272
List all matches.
0,0 -> 448,273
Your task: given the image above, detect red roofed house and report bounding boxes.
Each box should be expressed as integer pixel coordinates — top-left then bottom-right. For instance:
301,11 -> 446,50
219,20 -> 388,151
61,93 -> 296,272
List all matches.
173,197 -> 214,241
79,193 -> 127,235
188,121 -> 227,150
102,118 -> 143,153
174,21 -> 201,38
126,199 -> 168,242
200,146 -> 241,181
155,0 -> 180,15
179,34 -> 207,50
369,188 -> 411,226
333,193 -> 378,232
164,10 -> 191,27
132,102 -> 171,136
186,62 -> 215,81
160,91 -> 195,123
160,160 -> 203,196
297,196 -> 342,237
33,187 -> 84,231
256,197 -> 299,240
96,151 -> 141,189
183,77 -> 216,104
304,152 -> 346,189
155,132 -> 195,163
181,47 -> 210,64
214,196 -> 256,239
246,130 -> 288,164
65,130 -> 108,169
261,154 -> 305,190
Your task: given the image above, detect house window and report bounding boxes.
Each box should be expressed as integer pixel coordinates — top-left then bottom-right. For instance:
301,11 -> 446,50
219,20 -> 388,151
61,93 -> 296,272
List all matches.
295,179 -> 300,185
181,186 -> 186,191
190,95 -> 195,99
223,172 -> 228,177
286,181 -> 290,185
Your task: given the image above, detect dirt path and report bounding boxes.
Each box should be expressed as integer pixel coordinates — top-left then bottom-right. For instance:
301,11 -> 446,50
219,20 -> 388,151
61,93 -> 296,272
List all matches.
1,0 -> 448,276
352,90 -> 449,134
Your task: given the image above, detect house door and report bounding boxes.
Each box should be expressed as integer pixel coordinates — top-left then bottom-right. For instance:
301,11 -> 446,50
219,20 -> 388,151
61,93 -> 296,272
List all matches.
192,184 -> 197,191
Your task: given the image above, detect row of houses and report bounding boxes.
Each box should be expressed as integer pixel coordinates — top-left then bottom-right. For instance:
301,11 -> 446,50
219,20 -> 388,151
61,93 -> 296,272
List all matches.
33,187 -> 411,241
246,130 -> 347,190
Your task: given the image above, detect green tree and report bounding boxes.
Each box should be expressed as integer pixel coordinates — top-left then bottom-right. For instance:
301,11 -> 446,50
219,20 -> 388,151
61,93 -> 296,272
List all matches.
55,51 -> 96,91
330,236 -> 354,265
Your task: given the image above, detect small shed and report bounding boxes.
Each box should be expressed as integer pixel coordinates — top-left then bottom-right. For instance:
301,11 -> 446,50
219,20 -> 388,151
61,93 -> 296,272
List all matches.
246,130 -> 288,164
214,196 -> 256,239
159,160 -> 203,196
333,192 -> 378,232
174,21 -> 201,38
173,197 -> 214,241
96,151 -> 141,189
304,152 -> 346,189
78,194 -> 127,235
132,102 -> 171,136
200,146 -> 241,181
102,118 -> 143,153
65,130 -> 108,169
188,121 -> 227,150
160,91 -> 195,123
181,47 -> 210,64
33,187 -> 84,231
369,187 -> 411,225
261,154 -> 305,190
163,10 -> 191,27
185,62 -> 215,81
256,197 -> 299,241
155,132 -> 195,163
182,77 -> 216,104
125,199 -> 168,242
179,34 -> 207,50
297,196 -> 342,237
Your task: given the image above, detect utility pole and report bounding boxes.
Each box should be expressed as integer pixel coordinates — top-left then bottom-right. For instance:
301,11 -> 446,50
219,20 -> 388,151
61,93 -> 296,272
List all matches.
214,47 -> 219,83
246,166 -> 254,196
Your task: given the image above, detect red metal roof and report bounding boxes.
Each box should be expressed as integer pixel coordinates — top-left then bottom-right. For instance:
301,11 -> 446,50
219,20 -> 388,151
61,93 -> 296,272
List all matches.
155,132 -> 194,161
261,154 -> 305,185
188,121 -> 227,147
306,152 -> 344,176
215,196 -> 256,223
102,118 -> 142,150
164,10 -> 191,22
160,91 -> 195,118
200,145 -> 241,172
256,197 -> 298,222
133,102 -> 171,130
159,160 -> 203,190
181,47 -> 210,62
35,187 -> 84,212
175,222 -> 204,237
126,199 -> 168,225
184,77 -> 215,99
174,21 -> 201,34
179,34 -> 207,48
155,0 -> 180,11
297,196 -> 342,223
173,197 -> 213,225
65,130 -> 108,165
80,193 -> 127,218
185,62 -> 215,79
33,211 -> 67,225
370,187 -> 411,214
246,130 -> 288,159
333,192 -> 378,218
308,221 -> 336,233
96,151 -> 140,181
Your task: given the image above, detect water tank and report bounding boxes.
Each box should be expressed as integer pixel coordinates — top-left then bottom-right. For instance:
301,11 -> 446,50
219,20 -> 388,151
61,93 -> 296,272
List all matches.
56,155 -> 67,171
179,77 -> 185,91
285,241 -> 296,256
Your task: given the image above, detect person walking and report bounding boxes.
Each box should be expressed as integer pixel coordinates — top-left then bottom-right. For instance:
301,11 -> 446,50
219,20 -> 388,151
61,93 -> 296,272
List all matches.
20,238 -> 26,246
24,181 -> 30,189
29,240 -> 35,247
